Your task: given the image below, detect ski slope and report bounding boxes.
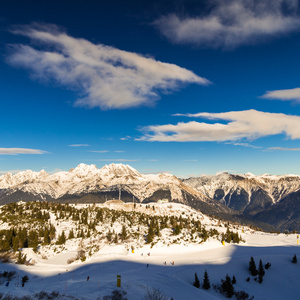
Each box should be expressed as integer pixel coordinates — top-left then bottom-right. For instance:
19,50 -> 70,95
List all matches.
1,230 -> 299,299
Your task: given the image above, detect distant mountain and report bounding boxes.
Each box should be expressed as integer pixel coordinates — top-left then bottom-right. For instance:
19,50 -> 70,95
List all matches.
2,164 -> 297,231
183,172 -> 300,231
0,163 -> 228,214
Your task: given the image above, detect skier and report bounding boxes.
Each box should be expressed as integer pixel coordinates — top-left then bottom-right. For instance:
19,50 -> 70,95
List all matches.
87,276 -> 89,281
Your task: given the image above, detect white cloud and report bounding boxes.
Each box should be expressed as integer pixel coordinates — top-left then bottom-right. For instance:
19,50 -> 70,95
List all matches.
262,88 -> 300,102
7,23 -> 209,110
120,136 -> 131,141
0,148 -> 47,155
183,160 -> 198,162
88,150 -> 109,153
269,147 -> 300,151
154,0 -> 300,48
225,142 -> 261,149
139,109 -> 300,142
114,150 -> 125,153
69,144 -> 90,147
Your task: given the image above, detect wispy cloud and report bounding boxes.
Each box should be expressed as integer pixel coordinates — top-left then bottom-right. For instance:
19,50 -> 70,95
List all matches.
154,0 -> 300,48
0,148 -> 47,155
69,144 -> 90,147
7,23 -> 209,110
114,150 -> 125,153
139,109 -> 300,142
269,147 -> 300,151
183,159 -> 198,162
226,142 -> 261,149
262,87 -> 300,102
89,150 -> 109,153
120,136 -> 131,141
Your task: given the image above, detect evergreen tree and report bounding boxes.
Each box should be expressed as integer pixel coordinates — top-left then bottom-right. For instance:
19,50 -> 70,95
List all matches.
114,233 -> 118,244
257,259 -> 265,283
17,251 -> 27,264
56,231 -> 66,245
120,225 -> 127,241
49,224 -> 56,240
232,275 -> 236,285
21,275 -> 29,287
193,272 -> 200,288
220,274 -> 234,298
12,236 -> 20,252
147,223 -> 155,244
68,229 -> 75,239
28,230 -> 39,252
107,230 -> 112,242
202,270 -> 211,290
174,224 -> 181,235
292,254 -> 297,264
44,228 -> 50,244
201,228 -> 209,242
265,262 -> 271,269
249,257 -> 258,276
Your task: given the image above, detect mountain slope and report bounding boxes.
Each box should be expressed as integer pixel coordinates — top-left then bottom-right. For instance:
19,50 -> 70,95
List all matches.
183,172 -> 300,214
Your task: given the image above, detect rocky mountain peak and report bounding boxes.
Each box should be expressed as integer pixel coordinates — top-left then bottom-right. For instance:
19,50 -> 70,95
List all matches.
99,163 -> 141,177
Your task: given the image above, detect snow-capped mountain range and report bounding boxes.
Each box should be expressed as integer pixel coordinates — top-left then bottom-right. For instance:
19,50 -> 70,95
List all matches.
183,172 -> 300,213
0,163 -> 207,205
1,163 -> 300,230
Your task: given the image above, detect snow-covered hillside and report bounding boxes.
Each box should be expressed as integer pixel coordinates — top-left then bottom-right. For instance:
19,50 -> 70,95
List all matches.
0,201 -> 299,300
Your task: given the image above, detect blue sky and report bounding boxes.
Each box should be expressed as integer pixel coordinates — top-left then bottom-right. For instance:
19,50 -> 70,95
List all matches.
1,0 -> 300,177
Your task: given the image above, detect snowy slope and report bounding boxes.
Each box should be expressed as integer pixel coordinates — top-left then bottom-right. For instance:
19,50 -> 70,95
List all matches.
0,202 -> 299,300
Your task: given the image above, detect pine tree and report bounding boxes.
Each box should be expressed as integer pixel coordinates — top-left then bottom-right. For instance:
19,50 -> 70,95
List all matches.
257,259 -> 265,283
193,272 -> 200,288
265,262 -> 271,269
292,254 -> 297,264
202,270 -> 211,290
249,257 -> 258,276
120,225 -> 127,241
107,230 -> 112,242
68,229 -> 75,239
114,233 -> 118,244
221,274 -> 234,298
232,275 -> 236,284
17,251 -> 27,264
21,275 -> 29,287
147,223 -> 154,244
56,231 -> 66,245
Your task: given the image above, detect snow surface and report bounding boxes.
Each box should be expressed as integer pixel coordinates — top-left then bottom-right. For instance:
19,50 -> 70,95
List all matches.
1,202 -> 300,299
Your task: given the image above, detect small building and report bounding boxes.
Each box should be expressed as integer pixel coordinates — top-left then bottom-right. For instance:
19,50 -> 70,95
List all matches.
157,199 -> 169,204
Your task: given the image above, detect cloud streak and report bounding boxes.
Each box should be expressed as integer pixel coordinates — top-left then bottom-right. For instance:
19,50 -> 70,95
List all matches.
7,23 -> 209,109
262,87 -> 300,102
0,148 -> 47,155
139,109 -> 300,142
69,144 -> 90,147
154,0 -> 300,48
269,147 -> 300,151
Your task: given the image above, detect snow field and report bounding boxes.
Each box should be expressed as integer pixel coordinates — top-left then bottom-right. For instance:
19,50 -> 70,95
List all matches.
0,202 -> 299,299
